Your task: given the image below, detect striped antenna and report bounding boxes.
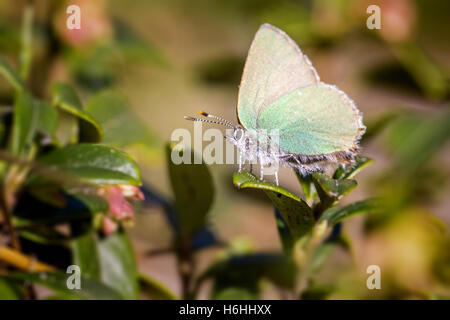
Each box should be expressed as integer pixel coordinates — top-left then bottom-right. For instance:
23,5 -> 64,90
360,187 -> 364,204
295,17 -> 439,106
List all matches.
184,116 -> 235,129
198,110 -> 236,129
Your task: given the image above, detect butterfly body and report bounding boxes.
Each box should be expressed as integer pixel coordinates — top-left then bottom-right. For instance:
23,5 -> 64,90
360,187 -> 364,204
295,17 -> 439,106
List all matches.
185,24 -> 365,185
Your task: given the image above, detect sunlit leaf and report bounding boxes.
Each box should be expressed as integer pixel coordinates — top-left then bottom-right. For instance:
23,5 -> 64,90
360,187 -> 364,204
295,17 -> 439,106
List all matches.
312,173 -> 357,209
234,171 -> 314,239
333,156 -> 373,180
294,169 -> 315,202
319,198 -> 382,225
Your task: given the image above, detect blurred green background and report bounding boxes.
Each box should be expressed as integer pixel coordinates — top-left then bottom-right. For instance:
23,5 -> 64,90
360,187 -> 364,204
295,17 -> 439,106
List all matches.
1,0 -> 450,299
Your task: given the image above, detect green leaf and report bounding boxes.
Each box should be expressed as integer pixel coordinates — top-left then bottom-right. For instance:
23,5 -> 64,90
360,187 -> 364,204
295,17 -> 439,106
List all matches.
319,198 -> 382,225
234,171 -> 314,239
215,288 -> 258,300
0,56 -> 24,91
0,278 -> 22,299
301,281 -> 334,300
391,41 -> 447,101
10,90 -> 38,155
72,230 -> 101,280
333,156 -> 373,179
35,99 -> 58,137
294,169 -> 315,202
3,272 -> 123,300
166,143 -> 214,238
308,241 -> 336,274
19,5 -> 33,80
85,90 -> 158,147
203,253 -> 297,294
139,273 -> 179,300
312,172 -> 357,208
69,192 -> 109,213
114,19 -> 167,66
98,231 -> 140,300
38,144 -> 141,186
392,109 -> 450,173
54,111 -> 79,146
362,108 -> 406,143
72,231 -> 141,300
307,229 -> 353,274
19,227 -> 68,245
52,83 -> 102,143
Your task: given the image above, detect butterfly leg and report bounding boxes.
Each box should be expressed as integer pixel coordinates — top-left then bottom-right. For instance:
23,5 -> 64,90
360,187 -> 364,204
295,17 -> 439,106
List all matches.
259,162 -> 264,181
238,150 -> 243,173
274,170 -> 279,186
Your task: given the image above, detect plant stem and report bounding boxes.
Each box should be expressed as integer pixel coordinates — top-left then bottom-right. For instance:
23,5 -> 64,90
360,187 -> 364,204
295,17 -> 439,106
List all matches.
19,3 -> 34,81
0,200 -> 20,251
0,246 -> 55,271
177,234 -> 195,299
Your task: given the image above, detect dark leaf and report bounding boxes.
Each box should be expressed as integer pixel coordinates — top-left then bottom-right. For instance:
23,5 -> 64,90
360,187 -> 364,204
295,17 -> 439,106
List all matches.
3,272 -> 122,300
214,288 -> 257,300
38,144 -> 141,186
301,281 -> 334,300
72,230 -> 101,280
166,143 -> 214,238
202,253 -> 297,294
98,231 -> 139,300
0,278 -> 22,299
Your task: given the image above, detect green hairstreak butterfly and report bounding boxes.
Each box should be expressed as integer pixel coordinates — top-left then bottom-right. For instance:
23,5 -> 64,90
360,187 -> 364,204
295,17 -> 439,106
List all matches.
185,24 -> 365,185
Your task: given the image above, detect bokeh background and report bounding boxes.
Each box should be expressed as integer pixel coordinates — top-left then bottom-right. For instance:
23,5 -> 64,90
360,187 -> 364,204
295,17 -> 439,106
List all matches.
1,0 -> 449,299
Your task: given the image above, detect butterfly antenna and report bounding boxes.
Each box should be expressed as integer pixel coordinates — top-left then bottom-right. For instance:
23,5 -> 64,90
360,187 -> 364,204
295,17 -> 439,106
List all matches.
198,110 -> 236,129
184,116 -> 235,129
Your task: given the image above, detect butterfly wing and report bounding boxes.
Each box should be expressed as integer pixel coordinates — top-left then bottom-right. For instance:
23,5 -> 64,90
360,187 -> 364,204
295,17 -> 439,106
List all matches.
237,24 -> 320,130
258,84 -> 365,157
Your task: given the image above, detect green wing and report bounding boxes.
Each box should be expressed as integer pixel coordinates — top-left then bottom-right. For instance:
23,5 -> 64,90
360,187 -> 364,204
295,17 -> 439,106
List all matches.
237,24 -> 319,129
258,84 -> 365,156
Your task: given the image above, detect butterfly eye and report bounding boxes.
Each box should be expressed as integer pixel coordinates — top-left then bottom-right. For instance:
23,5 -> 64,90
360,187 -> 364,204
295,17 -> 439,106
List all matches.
233,128 -> 244,141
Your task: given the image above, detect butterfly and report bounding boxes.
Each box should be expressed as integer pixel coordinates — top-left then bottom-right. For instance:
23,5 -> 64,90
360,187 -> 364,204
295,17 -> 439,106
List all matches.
185,24 -> 365,185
